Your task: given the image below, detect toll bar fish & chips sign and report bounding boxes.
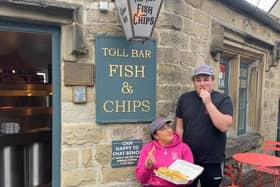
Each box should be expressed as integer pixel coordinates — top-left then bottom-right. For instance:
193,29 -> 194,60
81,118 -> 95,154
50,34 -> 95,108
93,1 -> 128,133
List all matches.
95,35 -> 156,123
112,139 -> 143,168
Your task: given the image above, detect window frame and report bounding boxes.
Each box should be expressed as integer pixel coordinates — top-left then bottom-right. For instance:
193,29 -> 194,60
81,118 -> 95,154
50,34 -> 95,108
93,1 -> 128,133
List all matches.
219,29 -> 269,136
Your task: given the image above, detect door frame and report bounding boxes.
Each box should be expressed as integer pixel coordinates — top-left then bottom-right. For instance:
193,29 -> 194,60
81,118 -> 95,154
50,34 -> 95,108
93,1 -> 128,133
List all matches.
0,21 -> 61,187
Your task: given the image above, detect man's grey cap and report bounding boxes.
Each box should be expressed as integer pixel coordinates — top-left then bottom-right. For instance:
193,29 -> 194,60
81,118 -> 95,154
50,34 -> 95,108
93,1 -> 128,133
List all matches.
149,117 -> 174,135
193,64 -> 213,76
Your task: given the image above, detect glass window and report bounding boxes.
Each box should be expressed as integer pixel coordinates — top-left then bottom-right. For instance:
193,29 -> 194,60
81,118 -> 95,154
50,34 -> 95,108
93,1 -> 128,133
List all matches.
219,60 -> 229,94
245,0 -> 277,12
238,63 -> 248,135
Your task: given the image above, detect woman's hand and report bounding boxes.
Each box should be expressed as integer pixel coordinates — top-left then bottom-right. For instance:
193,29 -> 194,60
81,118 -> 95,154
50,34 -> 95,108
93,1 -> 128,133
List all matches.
145,146 -> 155,169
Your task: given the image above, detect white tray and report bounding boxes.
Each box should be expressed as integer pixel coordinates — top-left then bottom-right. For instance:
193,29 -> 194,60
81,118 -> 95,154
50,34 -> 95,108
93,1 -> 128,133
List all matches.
155,159 -> 204,184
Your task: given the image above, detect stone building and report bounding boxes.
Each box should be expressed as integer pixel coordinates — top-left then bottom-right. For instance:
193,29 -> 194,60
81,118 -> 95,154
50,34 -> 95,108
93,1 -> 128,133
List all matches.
0,0 -> 279,186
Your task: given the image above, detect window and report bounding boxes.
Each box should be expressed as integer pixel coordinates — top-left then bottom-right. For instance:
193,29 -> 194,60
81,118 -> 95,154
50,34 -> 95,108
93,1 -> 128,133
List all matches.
218,43 -> 267,136
218,60 -> 229,95
238,63 -> 248,135
211,19 -> 274,136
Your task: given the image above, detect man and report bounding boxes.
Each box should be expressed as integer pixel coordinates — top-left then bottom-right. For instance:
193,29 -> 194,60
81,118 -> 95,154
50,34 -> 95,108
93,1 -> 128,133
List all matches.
176,64 -> 233,187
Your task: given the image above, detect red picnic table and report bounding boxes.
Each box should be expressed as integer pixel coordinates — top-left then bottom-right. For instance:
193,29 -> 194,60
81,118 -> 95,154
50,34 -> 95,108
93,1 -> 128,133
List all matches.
232,152 -> 280,187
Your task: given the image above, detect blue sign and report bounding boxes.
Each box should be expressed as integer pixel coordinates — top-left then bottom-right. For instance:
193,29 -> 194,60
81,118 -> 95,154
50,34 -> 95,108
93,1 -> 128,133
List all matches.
95,35 -> 156,123
111,139 -> 143,168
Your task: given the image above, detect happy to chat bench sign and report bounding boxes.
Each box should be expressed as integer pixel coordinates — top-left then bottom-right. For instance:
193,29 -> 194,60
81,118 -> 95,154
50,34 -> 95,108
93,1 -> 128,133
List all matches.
95,35 -> 156,123
112,139 -> 143,168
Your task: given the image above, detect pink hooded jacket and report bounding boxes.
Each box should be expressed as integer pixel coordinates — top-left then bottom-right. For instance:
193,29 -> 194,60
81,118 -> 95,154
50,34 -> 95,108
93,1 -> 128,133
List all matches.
135,132 -> 194,187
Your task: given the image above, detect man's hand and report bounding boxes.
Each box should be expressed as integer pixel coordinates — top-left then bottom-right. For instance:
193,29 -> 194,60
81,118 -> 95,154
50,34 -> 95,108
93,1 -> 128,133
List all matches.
145,146 -> 155,169
199,88 -> 211,105
199,88 -> 233,132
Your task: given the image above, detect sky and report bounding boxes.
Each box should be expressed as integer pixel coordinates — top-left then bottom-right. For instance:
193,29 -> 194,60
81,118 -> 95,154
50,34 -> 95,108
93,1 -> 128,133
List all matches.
245,0 -> 277,12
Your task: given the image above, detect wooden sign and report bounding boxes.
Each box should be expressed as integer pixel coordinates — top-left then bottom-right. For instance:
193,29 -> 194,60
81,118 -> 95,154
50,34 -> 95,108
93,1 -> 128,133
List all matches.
95,35 -> 156,123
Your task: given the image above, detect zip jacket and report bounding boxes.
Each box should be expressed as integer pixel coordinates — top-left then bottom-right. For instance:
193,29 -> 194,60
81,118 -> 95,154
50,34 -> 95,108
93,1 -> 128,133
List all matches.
135,132 -> 194,187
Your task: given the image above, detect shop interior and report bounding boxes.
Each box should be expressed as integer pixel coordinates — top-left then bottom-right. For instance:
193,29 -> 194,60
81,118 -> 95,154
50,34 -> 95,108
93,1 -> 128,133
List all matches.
0,29 -> 52,187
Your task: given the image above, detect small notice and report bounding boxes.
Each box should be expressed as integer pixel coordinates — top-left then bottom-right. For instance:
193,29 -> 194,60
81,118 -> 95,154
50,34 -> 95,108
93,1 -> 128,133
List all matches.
112,139 -> 143,168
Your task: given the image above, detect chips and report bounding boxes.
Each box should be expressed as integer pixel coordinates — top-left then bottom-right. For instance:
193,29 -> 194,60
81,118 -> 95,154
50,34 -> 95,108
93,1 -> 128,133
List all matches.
155,167 -> 188,181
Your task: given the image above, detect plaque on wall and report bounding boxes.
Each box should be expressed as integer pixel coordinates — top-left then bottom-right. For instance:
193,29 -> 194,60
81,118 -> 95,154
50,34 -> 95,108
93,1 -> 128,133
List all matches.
64,62 -> 94,86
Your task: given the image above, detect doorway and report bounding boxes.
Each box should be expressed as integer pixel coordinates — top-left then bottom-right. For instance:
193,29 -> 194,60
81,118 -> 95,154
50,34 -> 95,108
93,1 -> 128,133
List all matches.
0,21 -> 61,187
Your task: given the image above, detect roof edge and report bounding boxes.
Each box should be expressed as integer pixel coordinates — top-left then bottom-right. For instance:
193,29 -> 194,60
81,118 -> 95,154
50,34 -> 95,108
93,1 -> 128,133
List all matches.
219,0 -> 280,32
1,0 -> 80,10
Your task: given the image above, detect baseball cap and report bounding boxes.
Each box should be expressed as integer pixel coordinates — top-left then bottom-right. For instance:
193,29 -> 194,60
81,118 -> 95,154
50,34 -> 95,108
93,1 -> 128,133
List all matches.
149,117 -> 174,135
193,64 -> 213,77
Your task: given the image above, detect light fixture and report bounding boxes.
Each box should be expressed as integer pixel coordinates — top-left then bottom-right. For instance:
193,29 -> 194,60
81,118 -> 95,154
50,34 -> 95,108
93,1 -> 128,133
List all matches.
115,0 -> 163,41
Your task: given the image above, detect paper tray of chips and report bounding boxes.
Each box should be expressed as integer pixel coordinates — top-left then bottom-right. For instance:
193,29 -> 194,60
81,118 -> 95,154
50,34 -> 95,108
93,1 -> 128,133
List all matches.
154,159 -> 204,185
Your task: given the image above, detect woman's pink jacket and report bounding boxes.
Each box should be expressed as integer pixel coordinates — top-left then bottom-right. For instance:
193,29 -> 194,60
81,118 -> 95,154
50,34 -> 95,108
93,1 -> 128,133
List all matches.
135,132 -> 194,187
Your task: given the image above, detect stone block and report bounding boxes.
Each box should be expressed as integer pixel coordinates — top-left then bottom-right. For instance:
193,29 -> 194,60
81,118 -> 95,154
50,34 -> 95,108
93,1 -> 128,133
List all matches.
268,71 -> 275,79
199,25 -> 209,40
160,31 -> 188,49
62,102 -> 96,123
96,144 -> 111,166
82,148 -> 94,168
164,0 -> 192,19
270,112 -> 277,122
84,24 -> 123,41
63,150 -> 79,170
183,19 -> 200,37
112,127 -> 139,140
157,102 -> 176,117
264,80 -> 270,88
157,13 -> 183,30
157,64 -> 182,85
180,85 -> 194,95
193,9 -> 210,26
190,38 -> 207,55
225,134 -> 262,158
179,51 -> 197,67
102,167 -> 135,183
157,85 -> 181,101
63,23 -> 88,56
180,66 -> 195,85
63,125 -> 103,145
184,0 -> 203,9
141,126 -> 152,144
62,86 -> 73,102
63,168 -> 97,187
157,47 -> 180,65
86,10 -> 119,24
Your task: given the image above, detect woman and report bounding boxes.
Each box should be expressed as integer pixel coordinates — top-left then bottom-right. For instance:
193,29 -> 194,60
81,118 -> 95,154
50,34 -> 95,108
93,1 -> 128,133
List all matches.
135,117 -> 194,187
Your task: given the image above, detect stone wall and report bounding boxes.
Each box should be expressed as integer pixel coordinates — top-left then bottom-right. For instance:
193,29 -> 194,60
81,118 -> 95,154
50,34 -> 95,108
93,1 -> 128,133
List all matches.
60,0 -> 280,186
